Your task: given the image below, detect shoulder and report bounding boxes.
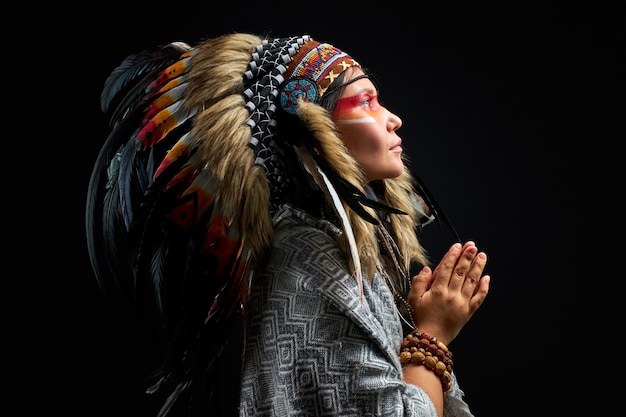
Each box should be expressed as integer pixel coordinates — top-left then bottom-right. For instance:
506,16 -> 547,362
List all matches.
270,204 -> 343,255
258,204 -> 358,298
273,204 -> 341,236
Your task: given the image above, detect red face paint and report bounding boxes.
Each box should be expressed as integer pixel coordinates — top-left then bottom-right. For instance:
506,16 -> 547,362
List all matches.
332,93 -> 380,117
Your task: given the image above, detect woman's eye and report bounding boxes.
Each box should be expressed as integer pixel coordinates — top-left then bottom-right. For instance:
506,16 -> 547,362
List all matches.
361,95 -> 379,109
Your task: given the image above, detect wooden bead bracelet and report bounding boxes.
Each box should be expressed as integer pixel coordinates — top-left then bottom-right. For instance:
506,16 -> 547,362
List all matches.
398,330 -> 454,392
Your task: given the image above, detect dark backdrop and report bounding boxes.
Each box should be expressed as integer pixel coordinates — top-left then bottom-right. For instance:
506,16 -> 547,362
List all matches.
43,2 -> 620,416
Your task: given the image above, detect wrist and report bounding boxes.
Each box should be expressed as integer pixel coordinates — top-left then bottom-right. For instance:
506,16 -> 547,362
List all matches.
399,329 -> 453,392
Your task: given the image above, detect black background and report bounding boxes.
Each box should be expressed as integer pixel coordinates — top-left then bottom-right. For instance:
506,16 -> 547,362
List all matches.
40,2 -> 621,416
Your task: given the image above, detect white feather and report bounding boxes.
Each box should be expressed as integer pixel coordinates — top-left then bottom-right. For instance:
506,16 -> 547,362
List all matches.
296,148 -> 364,302
316,167 -> 364,301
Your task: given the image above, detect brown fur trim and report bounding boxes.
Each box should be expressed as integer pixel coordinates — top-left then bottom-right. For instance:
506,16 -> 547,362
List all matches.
184,33 -> 273,263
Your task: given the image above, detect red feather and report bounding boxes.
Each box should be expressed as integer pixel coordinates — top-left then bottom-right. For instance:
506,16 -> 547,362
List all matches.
87,41 -> 251,416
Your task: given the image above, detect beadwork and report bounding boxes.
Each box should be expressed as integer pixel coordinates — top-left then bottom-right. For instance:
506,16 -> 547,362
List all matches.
398,330 -> 454,392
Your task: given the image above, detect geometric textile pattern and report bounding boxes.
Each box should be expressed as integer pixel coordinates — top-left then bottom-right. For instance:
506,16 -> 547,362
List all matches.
239,205 -> 470,416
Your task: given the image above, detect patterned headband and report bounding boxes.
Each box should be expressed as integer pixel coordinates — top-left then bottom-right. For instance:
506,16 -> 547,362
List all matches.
280,40 -> 361,114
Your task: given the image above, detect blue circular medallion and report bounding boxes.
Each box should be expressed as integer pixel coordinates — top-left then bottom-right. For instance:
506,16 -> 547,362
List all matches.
280,77 -> 319,114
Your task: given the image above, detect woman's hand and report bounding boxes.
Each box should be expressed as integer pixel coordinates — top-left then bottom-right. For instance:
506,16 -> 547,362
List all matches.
408,241 -> 490,345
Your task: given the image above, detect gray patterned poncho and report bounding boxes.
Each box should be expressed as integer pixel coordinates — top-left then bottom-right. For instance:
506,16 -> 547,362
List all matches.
239,204 -> 475,417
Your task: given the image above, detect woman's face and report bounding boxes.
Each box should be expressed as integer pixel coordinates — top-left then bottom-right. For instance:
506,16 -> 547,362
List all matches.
331,68 -> 404,183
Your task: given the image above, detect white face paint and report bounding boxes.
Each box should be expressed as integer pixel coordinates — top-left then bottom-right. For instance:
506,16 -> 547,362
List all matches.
336,116 -> 376,124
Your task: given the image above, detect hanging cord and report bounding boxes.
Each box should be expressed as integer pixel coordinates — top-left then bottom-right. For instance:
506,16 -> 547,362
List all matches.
411,171 -> 462,242
375,223 -> 416,333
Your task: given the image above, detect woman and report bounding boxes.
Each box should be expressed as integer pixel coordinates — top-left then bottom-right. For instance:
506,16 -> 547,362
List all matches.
87,33 -> 490,417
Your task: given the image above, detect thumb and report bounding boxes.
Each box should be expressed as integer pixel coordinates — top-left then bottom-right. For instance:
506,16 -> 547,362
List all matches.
409,266 -> 433,301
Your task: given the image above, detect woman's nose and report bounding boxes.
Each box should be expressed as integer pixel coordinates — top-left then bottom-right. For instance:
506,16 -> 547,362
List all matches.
387,109 -> 402,131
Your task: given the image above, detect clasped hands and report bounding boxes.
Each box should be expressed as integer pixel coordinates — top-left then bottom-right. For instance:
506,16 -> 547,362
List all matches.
408,241 -> 490,346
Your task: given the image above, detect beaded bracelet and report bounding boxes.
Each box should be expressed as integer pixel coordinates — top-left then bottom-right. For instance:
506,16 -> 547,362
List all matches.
398,330 -> 454,392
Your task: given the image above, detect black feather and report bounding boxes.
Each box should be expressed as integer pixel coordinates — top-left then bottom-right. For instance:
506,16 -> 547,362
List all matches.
312,153 -> 406,224
101,42 -> 191,116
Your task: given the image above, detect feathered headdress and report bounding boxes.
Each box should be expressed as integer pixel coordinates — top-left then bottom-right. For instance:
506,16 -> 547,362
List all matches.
86,33 -> 457,416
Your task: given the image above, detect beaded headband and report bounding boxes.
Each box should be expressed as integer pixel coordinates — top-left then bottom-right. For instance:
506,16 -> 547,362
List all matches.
280,40 -> 361,114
